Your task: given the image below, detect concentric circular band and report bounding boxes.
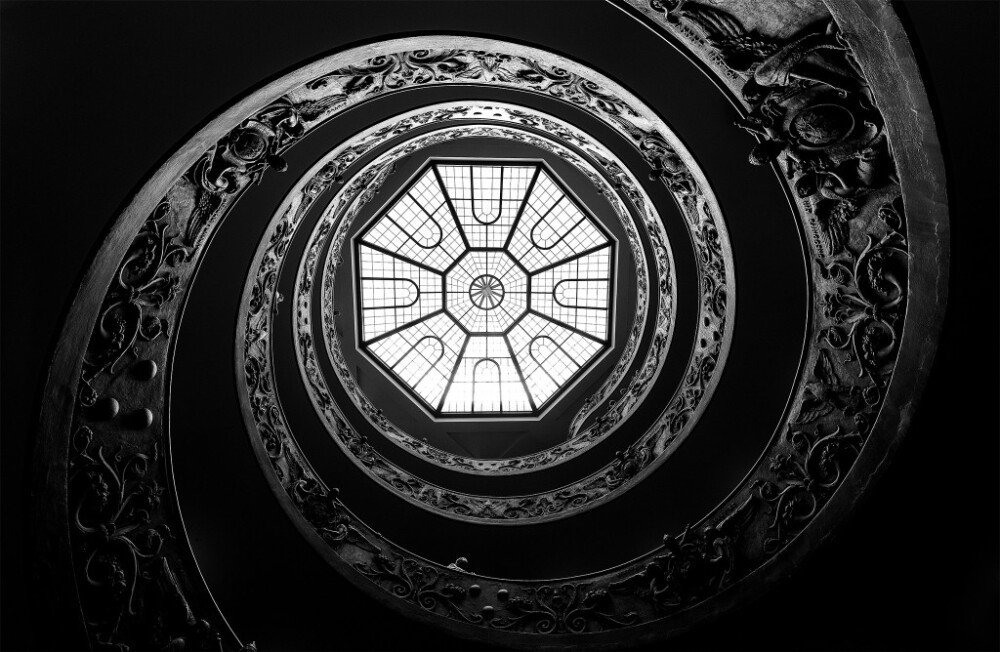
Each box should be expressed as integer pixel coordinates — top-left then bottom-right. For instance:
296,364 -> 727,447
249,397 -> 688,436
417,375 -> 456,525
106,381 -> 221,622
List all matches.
232,35 -> 904,639
36,5 -> 947,646
243,106 -> 715,522
237,103 -> 646,479
310,108 -> 670,475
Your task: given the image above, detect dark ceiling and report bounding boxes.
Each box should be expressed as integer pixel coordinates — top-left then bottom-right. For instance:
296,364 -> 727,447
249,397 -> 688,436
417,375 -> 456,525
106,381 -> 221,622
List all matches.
1,2 -> 997,650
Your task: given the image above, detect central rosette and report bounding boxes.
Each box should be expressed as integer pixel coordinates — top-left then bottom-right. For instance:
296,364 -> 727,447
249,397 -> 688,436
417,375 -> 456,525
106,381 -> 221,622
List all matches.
447,252 -> 526,332
469,275 -> 504,309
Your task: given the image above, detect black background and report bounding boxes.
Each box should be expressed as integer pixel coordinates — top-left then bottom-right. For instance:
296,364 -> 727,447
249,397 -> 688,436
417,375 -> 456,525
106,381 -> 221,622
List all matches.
2,1 -> 997,650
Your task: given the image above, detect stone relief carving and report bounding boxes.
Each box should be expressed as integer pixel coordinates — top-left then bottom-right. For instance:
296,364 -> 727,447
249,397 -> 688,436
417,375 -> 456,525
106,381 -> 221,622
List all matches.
48,11 -> 925,645
195,99 -> 303,194
241,110 -> 692,522
65,98 -> 303,649
609,494 -> 756,611
70,426 -> 233,651
80,201 -> 185,406
236,94 -> 734,522
245,25 -> 906,636
639,0 -> 910,559
304,50 -> 640,120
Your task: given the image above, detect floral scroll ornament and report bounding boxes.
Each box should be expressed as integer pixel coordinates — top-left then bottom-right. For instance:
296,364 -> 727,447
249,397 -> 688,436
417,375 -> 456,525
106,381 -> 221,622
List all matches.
195,99 -> 303,194
68,92 -> 309,650
754,425 -> 863,554
70,427 -> 228,650
609,494 -> 756,612
818,228 -> 907,386
648,6 -> 910,561
80,201 -> 186,398
307,49 -> 638,118
53,13 -> 924,644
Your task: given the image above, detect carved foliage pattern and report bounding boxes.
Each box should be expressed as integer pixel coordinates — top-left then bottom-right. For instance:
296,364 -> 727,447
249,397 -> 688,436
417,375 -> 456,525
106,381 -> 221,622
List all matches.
67,18 -> 909,644
285,115 -> 727,520
640,1 -> 910,553
304,50 -> 639,120
67,97 -> 305,650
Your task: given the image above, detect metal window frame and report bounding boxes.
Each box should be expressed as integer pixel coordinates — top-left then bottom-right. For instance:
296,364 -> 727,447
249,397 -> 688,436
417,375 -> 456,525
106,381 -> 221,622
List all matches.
352,157 -> 619,420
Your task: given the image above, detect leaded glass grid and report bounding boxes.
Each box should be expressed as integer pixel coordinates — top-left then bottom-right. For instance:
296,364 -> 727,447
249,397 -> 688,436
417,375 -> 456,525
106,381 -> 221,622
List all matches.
354,160 -> 615,417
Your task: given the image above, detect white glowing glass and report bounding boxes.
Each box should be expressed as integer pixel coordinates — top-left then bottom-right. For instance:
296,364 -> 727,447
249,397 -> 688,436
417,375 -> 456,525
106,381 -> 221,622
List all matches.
356,162 -> 614,416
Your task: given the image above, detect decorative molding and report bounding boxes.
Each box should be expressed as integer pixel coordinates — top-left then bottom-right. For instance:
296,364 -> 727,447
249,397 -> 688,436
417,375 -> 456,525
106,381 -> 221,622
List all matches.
70,427 -> 232,651
68,189 -> 243,649
238,95 -> 733,522
241,28 -> 907,638
308,105 -> 660,474
31,4 -> 945,643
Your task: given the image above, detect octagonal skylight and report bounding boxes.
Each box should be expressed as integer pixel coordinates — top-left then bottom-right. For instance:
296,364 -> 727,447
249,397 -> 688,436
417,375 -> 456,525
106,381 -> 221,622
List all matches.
354,160 -> 615,417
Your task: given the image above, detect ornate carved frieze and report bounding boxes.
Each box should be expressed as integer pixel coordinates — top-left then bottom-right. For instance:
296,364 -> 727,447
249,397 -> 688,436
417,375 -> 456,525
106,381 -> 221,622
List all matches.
70,427 -> 231,651
241,101 -> 724,522
240,26 -> 909,642
35,2 -> 945,643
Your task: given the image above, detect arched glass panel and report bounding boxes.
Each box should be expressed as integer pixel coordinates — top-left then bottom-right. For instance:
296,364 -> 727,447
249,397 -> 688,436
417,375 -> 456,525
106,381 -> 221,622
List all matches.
393,336 -> 445,387
553,279 -> 609,309
528,335 -> 579,387
361,278 -> 420,309
389,195 -> 443,248
530,204 -> 582,250
471,358 -> 503,412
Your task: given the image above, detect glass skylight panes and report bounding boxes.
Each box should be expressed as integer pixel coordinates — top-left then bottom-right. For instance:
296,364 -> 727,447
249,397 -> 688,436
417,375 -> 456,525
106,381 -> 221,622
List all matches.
530,248 -> 612,340
445,251 -> 527,333
358,244 -> 443,341
367,313 -> 465,409
437,164 -> 536,249
506,313 -> 603,406
356,161 -> 615,417
364,168 -> 466,271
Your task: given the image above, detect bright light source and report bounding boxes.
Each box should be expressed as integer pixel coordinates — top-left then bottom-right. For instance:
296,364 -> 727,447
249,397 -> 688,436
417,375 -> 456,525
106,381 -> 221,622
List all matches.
356,162 -> 614,416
